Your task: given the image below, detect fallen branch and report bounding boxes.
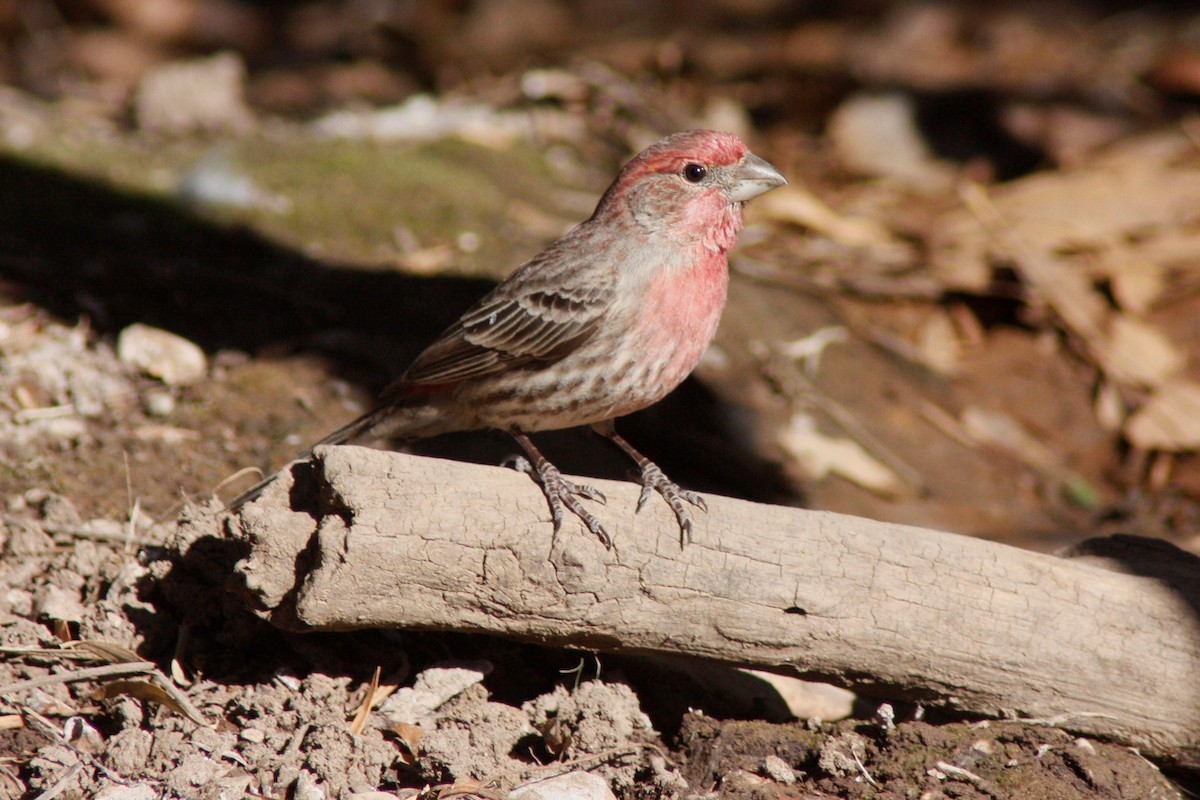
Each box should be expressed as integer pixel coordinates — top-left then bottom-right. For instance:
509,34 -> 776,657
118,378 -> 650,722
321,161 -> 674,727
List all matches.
231,445 -> 1200,768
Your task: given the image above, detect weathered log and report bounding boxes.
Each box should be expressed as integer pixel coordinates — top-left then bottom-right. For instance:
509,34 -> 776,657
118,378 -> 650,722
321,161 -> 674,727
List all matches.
231,445 -> 1200,768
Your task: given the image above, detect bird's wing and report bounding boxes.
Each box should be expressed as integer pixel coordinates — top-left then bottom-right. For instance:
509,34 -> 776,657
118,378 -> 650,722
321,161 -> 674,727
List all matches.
394,254 -> 615,389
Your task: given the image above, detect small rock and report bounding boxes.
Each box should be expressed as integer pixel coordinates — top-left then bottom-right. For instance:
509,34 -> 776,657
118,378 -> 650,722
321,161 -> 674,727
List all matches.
417,684 -> 533,781
25,489 -> 81,527
117,324 -> 207,386
42,416 -> 88,441
510,771 -> 617,800
239,727 -> 265,744
135,52 -> 254,133
34,585 -> 85,623
875,702 -> 896,731
143,389 -> 175,417
293,770 -> 326,800
63,716 -> 105,754
723,770 -> 769,791
5,521 -> 53,556
817,732 -> 869,777
94,784 -> 158,800
762,754 -> 796,784
4,588 -> 34,616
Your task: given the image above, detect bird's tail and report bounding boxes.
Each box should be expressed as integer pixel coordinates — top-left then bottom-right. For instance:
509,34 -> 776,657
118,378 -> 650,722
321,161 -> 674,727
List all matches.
223,402 -> 412,511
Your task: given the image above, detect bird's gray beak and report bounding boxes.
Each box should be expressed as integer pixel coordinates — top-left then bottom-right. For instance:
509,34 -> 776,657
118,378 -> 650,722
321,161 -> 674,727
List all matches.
726,152 -> 787,202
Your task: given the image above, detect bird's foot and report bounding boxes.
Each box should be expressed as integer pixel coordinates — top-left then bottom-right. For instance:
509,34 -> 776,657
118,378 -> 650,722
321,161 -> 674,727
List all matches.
633,460 -> 707,547
504,456 -> 611,548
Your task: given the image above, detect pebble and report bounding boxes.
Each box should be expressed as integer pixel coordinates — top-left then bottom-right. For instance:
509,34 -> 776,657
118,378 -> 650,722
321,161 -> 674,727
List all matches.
239,727 -> 265,744
763,754 -> 797,784
510,771 -> 617,800
293,770 -> 326,800
117,324 -> 207,386
95,785 -> 158,800
143,389 -> 175,417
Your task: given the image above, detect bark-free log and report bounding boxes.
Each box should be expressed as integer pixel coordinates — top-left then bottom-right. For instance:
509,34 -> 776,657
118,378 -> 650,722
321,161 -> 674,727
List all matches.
232,445 -> 1200,768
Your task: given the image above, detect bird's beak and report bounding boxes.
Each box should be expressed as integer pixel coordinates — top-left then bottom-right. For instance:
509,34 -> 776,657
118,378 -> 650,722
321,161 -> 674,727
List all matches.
726,152 -> 787,202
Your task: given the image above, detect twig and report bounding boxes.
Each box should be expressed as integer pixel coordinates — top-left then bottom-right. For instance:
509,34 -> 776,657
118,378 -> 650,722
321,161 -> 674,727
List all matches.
851,748 -> 879,789
934,760 -> 1000,798
0,646 -> 105,661
0,661 -> 157,694
0,660 -> 210,727
40,524 -> 155,547
14,405 -> 77,424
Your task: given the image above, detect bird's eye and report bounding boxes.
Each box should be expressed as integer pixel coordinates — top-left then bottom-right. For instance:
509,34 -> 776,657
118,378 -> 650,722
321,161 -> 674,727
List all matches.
683,163 -> 707,183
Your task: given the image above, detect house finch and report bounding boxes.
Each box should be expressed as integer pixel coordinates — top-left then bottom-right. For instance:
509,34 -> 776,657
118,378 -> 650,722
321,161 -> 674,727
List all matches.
229,130 -> 786,547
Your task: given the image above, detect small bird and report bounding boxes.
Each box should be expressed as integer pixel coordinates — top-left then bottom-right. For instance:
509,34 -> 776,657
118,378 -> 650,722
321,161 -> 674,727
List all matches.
228,130 -> 786,547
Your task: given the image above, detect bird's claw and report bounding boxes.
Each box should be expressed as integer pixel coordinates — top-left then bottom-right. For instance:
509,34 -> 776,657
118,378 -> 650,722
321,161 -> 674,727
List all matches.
632,461 -> 706,547
506,455 -> 611,548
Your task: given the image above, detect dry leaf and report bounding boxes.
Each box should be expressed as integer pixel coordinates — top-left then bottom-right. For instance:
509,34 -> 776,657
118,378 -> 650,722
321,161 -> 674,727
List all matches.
389,722 -> 423,764
350,666 -> 382,735
778,414 -> 903,495
1094,380 -> 1125,432
827,91 -> 956,189
1125,381 -> 1200,451
1108,254 -> 1166,314
912,310 -> 963,376
1099,314 -> 1185,387
961,407 -> 1060,474
73,640 -> 142,663
93,679 -> 190,718
758,185 -> 898,249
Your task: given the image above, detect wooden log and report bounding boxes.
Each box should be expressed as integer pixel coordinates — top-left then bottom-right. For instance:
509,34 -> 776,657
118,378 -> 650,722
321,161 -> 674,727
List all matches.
231,445 -> 1200,768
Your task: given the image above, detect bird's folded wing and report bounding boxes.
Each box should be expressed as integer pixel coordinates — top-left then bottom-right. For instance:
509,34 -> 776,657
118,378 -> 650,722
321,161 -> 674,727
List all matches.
395,276 -> 614,387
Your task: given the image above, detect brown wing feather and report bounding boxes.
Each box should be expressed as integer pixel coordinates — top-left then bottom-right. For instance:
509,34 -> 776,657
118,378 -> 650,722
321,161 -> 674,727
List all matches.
386,246 -> 615,392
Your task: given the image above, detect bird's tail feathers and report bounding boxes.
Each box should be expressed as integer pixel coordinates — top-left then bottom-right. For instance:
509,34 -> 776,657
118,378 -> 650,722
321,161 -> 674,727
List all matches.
224,403 -> 404,511
224,388 -> 454,511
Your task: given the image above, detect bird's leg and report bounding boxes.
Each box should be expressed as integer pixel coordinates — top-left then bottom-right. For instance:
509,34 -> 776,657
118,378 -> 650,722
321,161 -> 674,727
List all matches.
507,430 -> 611,548
592,421 -> 706,547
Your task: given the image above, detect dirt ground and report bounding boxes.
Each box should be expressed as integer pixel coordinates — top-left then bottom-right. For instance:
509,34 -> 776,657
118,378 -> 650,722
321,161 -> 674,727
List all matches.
1,0 -> 1199,797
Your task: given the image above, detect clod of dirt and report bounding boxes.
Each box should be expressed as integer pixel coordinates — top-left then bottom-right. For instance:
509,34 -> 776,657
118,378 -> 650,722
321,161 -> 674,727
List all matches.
416,682 -> 535,783
523,681 -> 654,759
816,730 -> 869,778
522,681 -> 655,794
376,660 -> 492,726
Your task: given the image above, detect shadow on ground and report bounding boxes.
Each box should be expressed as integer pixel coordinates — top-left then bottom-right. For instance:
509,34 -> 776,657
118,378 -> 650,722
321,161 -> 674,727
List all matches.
0,153 -> 796,505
